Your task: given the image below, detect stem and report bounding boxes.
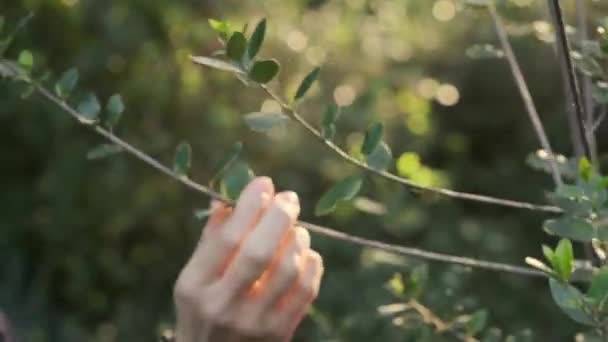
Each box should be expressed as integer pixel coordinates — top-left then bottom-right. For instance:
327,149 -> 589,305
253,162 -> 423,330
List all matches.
32,83 -> 547,278
546,0 -> 593,160
258,84 -> 562,214
487,3 -> 563,186
407,299 -> 479,342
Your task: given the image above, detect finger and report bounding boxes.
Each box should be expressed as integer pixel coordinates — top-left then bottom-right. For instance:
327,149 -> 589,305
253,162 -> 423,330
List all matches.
189,177 -> 275,283
255,227 -> 311,312
280,250 -> 323,323
219,191 -> 300,298
201,200 -> 232,237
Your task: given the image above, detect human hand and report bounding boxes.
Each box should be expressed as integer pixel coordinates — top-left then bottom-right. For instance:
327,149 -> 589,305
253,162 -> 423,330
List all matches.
173,177 -> 324,342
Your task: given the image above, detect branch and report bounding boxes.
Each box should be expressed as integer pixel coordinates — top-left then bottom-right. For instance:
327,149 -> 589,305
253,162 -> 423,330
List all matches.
546,0 -> 593,160
487,4 -> 564,186
30,82 -> 547,279
258,85 -> 562,214
406,299 -> 479,342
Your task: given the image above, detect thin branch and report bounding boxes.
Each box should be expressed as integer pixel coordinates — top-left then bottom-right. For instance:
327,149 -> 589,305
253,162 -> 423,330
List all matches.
546,0 -> 593,159
487,3 -> 564,186
593,107 -> 607,132
31,82 -> 547,279
258,85 -> 562,214
406,299 -> 479,342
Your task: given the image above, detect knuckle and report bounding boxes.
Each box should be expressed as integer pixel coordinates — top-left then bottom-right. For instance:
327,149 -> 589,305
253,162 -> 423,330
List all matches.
278,256 -> 299,280
243,247 -> 272,269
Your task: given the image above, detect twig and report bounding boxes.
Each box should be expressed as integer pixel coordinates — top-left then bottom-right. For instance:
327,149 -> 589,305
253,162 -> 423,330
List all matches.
546,0 -> 593,160
593,107 -> 606,132
258,85 -> 562,214
31,83 -> 547,278
406,299 -> 479,342
487,3 -> 563,186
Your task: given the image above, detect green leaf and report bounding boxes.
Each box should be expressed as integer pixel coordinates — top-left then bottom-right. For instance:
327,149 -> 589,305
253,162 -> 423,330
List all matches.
543,217 -> 595,242
361,122 -> 383,156
17,50 -> 33,70
294,67 -> 320,101
579,157 -> 593,181
221,161 -> 255,200
366,141 -> 392,171
321,123 -> 336,140
466,309 -> 488,336
76,92 -> 101,124
86,144 -> 123,160
247,18 -> 266,60
547,184 -> 593,216
588,268 -> 608,303
406,264 -> 428,298
386,273 -> 405,297
105,94 -> 124,129
542,245 -> 555,265
549,278 -> 594,325
54,68 -> 79,98
190,55 -> 244,74
210,142 -> 243,182
243,112 -> 289,133
554,239 -> 574,281
315,175 -> 363,216
322,104 -> 340,126
173,141 -> 192,177
248,59 -> 280,84
572,52 -> 604,77
226,32 -> 247,62
208,19 -> 231,40
193,208 -> 213,221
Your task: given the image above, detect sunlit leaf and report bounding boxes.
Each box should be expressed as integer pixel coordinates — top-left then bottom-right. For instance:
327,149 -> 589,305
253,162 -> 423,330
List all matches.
579,157 -> 593,181
105,94 -> 124,129
226,32 -> 247,62
247,18 -> 266,60
543,217 -> 595,242
315,175 -> 363,216
386,273 -> 405,297
208,18 -> 231,41
76,92 -> 101,124
86,144 -> 123,160
295,67 -> 320,101
173,141 -> 192,177
366,141 -> 392,171
55,68 -> 79,98
189,55 -> 244,74
361,122 -> 383,156
17,50 -> 33,70
248,59 -> 279,84
554,239 -> 574,281
243,112 -> 289,133
549,278 -> 593,325
221,161 -> 254,200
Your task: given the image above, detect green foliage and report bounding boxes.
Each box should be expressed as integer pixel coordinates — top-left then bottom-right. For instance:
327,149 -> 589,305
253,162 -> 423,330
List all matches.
542,239 -> 574,281
366,141 -> 393,171
208,18 -> 232,41
579,157 -> 594,181
543,217 -> 594,242
173,141 -> 192,177
190,55 -> 243,74
54,68 -> 79,99
210,142 -> 243,183
76,92 -> 101,124
221,161 -> 254,200
588,268 -> 608,305
248,59 -> 280,83
226,32 -> 247,62
243,111 -> 289,133
321,104 -> 340,140
549,279 -> 594,326
294,67 -> 320,101
247,18 -> 266,60
17,49 -> 33,70
315,175 -> 363,216
105,94 -> 124,129
466,309 -> 489,336
361,122 -> 383,156
86,144 -> 123,160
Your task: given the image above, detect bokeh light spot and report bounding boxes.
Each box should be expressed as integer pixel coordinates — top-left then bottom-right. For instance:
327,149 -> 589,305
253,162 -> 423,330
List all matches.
432,0 -> 456,22
334,85 -> 357,106
435,84 -> 460,106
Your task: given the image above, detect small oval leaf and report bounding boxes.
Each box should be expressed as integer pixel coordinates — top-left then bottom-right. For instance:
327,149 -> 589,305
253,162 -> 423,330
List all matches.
190,55 -> 244,74
549,278 -> 594,325
174,141 -> 192,177
361,122 -> 384,156
543,217 -> 595,242
247,18 -> 266,60
295,67 -> 320,100
227,32 -> 247,61
315,175 -> 364,216
249,59 -> 280,84
367,141 -> 393,171
76,92 -> 101,123
105,94 -> 124,129
18,50 -> 33,70
221,161 -> 255,200
55,68 -> 79,98
243,112 -> 289,133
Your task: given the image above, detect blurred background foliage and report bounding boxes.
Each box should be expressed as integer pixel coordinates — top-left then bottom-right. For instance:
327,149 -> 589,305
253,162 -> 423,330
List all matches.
2,0 -> 608,340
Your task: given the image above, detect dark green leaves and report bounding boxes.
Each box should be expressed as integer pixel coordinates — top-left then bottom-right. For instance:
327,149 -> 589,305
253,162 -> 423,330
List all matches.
173,141 -> 192,177
55,68 -> 79,99
588,268 -> 608,304
105,94 -> 124,129
247,18 -> 266,60
294,67 -> 320,101
227,32 -> 247,61
315,175 -> 363,216
76,92 -> 101,124
543,217 -> 595,242
248,59 -> 279,83
366,141 -> 393,172
190,55 -> 244,74
321,104 -> 340,140
221,161 -> 255,200
549,278 -> 593,325
465,309 -> 488,336
361,122 -> 383,156
243,112 -> 289,133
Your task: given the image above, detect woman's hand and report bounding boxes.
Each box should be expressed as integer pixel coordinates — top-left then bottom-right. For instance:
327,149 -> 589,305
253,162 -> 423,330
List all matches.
173,177 -> 324,342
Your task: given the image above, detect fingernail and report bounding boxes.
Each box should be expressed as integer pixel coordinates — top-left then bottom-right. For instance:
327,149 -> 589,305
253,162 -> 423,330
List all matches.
282,191 -> 299,204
